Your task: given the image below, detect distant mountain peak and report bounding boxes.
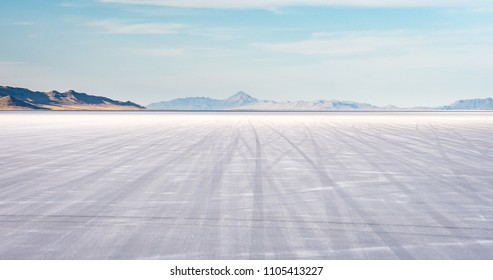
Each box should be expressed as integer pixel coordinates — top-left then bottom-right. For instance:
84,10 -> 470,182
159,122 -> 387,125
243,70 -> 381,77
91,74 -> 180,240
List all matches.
225,91 -> 258,106
148,91 -> 380,111
148,91 -> 258,110
227,91 -> 256,101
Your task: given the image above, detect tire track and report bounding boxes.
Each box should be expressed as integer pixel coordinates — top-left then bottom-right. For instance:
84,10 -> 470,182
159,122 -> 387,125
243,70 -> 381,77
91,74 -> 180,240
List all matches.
261,121 -> 415,259
319,121 -> 489,257
248,122 -> 265,259
0,124 -> 226,258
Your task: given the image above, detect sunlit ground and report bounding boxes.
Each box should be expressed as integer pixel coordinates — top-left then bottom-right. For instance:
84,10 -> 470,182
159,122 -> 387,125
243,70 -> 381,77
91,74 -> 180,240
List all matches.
0,111 -> 492,259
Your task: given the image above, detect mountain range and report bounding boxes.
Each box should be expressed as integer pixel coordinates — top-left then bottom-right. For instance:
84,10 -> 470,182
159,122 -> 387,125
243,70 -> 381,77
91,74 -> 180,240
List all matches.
148,91 -> 493,111
438,98 -> 493,110
0,86 -> 145,110
1,85 -> 492,111
147,91 -> 259,110
147,91 -> 381,110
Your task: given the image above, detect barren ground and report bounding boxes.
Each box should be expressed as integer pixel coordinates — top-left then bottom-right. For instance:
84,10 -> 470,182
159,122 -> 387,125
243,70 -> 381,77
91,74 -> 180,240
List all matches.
0,111 -> 492,259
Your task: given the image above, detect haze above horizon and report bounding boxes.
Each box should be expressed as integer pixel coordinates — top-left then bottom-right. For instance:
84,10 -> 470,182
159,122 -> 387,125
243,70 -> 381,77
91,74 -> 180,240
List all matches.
1,0 -> 493,107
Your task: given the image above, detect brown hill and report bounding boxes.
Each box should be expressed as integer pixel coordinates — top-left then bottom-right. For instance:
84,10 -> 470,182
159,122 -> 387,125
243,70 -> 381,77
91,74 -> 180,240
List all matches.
0,95 -> 43,110
0,86 -> 145,110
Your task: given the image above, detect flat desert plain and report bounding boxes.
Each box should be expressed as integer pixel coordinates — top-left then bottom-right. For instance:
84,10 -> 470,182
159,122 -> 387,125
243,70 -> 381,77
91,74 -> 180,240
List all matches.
0,111 -> 492,259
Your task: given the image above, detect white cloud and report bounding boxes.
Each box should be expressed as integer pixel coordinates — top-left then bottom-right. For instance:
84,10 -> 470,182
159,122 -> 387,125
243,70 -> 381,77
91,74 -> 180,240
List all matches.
252,32 -> 417,56
467,7 -> 493,13
86,19 -> 186,34
0,61 -> 23,66
61,1 -> 84,8
252,29 -> 493,58
188,27 -> 242,40
11,21 -> 35,26
99,0 -> 492,9
132,48 -> 185,57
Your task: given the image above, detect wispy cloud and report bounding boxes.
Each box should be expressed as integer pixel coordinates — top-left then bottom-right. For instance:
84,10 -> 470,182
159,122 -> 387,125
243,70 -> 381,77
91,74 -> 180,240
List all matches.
132,48 -> 186,57
189,27 -> 241,40
86,19 -> 186,34
252,31 -> 418,56
11,21 -> 35,26
0,61 -> 23,66
131,46 -> 243,58
252,28 -> 493,60
61,1 -> 85,8
99,0 -> 492,9
466,7 -> 493,13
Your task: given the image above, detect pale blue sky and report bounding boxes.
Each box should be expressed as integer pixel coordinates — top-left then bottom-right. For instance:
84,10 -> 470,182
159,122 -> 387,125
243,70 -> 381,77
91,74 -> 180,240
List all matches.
1,0 -> 493,106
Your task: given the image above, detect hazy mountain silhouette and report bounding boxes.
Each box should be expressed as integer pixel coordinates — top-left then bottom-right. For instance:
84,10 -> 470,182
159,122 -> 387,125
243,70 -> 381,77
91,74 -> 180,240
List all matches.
439,98 -> 493,110
148,91 -> 379,111
149,92 -> 493,111
147,91 -> 258,110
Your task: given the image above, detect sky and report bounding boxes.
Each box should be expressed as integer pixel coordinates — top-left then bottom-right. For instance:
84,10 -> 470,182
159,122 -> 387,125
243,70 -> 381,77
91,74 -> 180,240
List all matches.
1,0 -> 493,107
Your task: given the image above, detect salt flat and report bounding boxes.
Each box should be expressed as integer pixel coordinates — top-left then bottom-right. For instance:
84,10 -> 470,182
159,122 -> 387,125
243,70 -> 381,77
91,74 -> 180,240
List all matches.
0,111 -> 492,259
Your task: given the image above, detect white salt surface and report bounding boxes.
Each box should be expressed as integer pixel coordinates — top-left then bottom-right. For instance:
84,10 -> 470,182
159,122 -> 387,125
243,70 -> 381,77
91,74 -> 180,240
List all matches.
0,111 -> 492,259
